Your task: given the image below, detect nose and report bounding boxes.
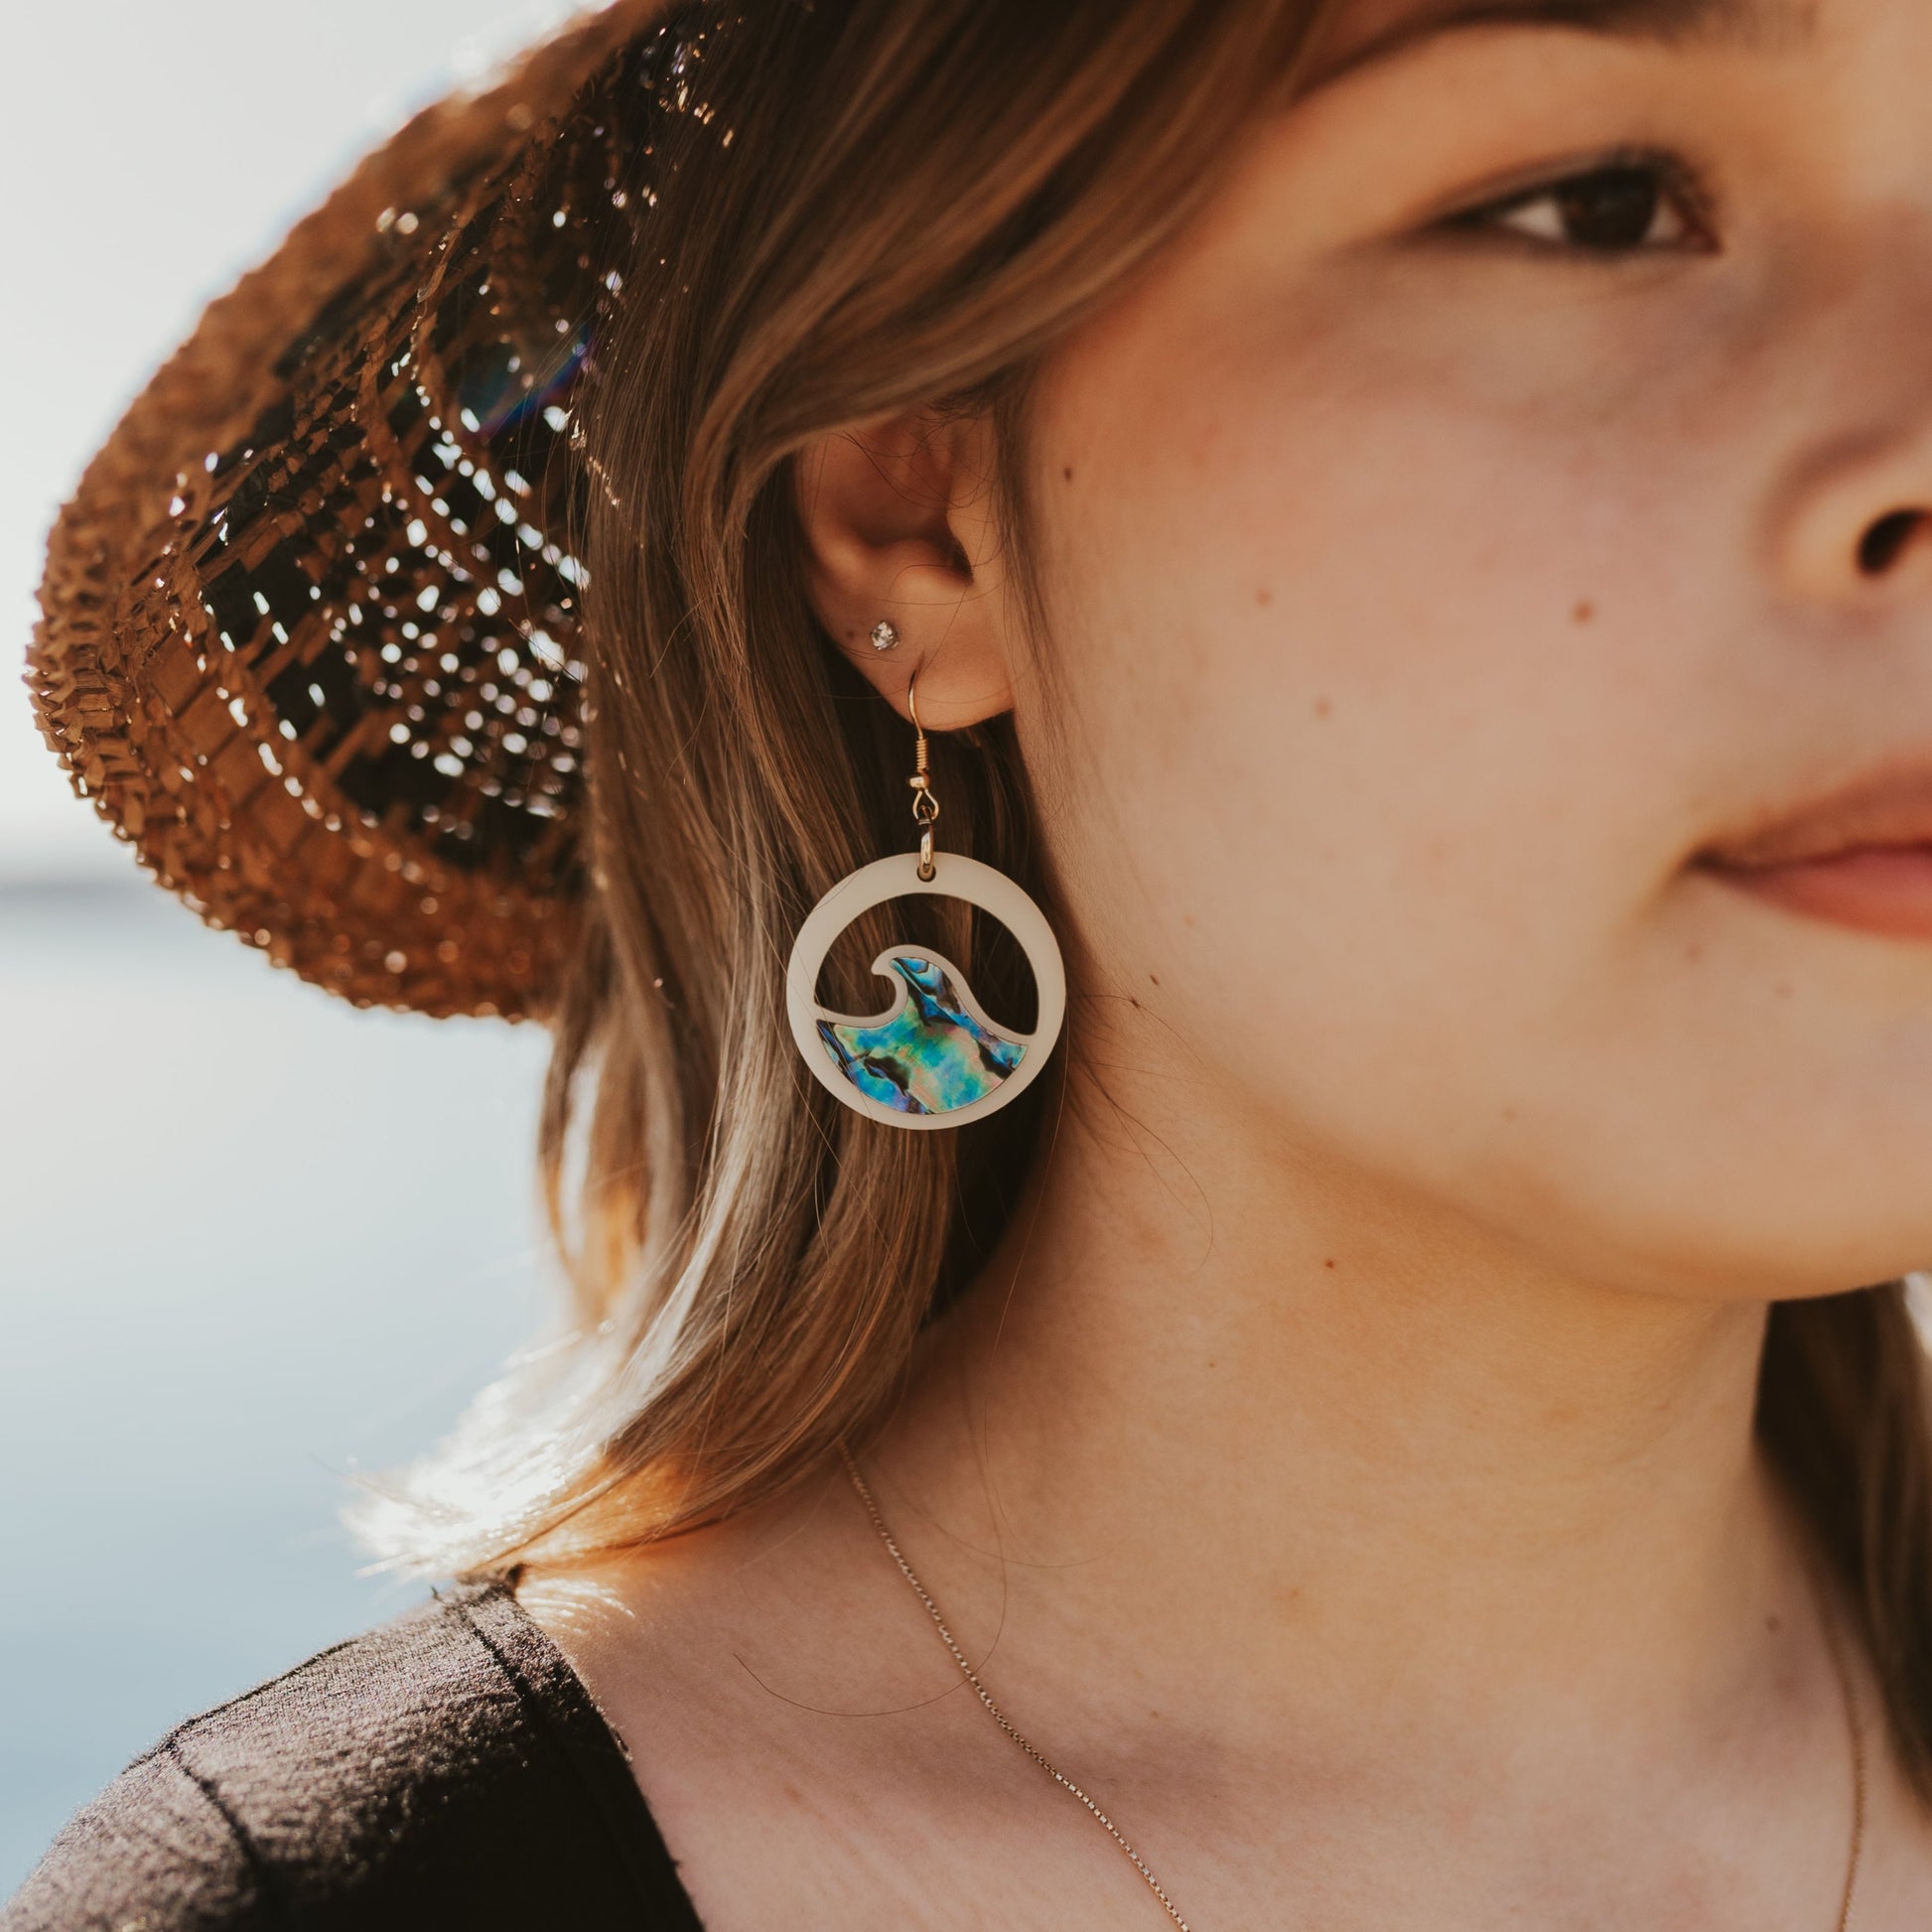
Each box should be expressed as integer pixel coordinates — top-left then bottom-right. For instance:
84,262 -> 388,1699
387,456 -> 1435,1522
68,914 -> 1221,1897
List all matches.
1777,431 -> 1932,600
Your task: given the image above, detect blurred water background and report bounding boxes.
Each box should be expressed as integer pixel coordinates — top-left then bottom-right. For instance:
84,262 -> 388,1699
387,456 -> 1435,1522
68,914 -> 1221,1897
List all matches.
1,1 -> 581,1892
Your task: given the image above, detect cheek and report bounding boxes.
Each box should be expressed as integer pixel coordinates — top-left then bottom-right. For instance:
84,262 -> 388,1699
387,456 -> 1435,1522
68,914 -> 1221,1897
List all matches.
1027,300 -> 1695,1052
1014,273 -> 1816,1285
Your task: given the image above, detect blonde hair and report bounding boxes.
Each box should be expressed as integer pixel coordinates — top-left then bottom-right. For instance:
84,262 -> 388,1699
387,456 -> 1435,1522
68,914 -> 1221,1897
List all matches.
355,0 -> 1932,1801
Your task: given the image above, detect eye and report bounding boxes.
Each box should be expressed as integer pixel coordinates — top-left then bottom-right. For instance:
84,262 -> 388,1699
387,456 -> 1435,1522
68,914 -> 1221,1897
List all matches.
1453,156 -> 1712,255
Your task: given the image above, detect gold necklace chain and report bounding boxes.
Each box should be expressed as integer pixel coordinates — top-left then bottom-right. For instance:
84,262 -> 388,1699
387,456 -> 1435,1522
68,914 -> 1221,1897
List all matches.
841,1448 -> 1191,1927
842,1447 -> 1867,1932
1814,1558 -> 1868,1932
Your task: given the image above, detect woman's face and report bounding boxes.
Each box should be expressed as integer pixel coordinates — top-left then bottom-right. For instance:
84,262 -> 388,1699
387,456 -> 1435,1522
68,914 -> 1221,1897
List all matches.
1020,0 -> 1932,1298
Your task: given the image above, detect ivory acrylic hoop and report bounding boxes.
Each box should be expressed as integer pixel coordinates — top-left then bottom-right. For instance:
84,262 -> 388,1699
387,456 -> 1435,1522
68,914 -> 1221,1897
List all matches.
784,850 -> 1066,1130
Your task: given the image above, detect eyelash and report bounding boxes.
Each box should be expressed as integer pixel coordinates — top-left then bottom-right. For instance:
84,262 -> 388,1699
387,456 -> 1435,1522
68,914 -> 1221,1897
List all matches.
1443,148 -> 1718,258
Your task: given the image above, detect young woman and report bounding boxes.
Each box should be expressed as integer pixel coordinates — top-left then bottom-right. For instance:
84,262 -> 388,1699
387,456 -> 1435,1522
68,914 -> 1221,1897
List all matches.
13,0 -> 1932,1924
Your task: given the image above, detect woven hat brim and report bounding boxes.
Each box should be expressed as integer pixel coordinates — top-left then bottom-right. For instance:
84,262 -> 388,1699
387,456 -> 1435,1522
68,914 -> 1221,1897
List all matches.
29,0 -> 672,1019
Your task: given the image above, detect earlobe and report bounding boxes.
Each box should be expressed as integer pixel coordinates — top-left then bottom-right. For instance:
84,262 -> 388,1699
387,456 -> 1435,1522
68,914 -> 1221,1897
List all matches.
792,411 -> 1016,731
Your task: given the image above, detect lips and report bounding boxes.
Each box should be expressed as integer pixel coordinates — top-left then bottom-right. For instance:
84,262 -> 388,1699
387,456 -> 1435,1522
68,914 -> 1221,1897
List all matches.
1700,765 -> 1932,941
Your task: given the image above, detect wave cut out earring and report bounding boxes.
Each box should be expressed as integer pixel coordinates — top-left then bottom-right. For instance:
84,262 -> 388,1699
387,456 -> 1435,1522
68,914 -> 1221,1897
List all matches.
785,669 -> 1066,1130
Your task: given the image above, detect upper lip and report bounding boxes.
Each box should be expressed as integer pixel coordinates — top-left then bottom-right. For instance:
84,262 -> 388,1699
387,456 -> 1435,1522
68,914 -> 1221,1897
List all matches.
1700,761 -> 1932,871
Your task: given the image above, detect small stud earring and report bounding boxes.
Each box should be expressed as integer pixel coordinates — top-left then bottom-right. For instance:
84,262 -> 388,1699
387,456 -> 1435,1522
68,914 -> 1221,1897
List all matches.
869,620 -> 900,652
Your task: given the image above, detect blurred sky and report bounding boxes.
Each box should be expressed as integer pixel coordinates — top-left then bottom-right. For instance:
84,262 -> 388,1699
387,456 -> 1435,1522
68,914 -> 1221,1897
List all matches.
0,0 -> 595,1892
0,0 -> 577,882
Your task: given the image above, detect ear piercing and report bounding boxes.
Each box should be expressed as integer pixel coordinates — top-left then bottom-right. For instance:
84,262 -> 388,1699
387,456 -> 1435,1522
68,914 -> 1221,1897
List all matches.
870,620 -> 900,652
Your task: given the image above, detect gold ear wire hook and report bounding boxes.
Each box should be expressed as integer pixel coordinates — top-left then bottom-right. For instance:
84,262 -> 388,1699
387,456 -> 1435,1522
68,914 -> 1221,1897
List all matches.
906,674 -> 940,881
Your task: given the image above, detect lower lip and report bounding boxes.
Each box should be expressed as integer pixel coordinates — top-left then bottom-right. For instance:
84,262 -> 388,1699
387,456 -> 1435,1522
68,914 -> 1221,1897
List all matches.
1707,845 -> 1932,941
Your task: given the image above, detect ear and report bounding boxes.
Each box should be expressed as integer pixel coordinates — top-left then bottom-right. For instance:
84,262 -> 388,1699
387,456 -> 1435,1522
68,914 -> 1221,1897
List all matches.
792,409 -> 1016,731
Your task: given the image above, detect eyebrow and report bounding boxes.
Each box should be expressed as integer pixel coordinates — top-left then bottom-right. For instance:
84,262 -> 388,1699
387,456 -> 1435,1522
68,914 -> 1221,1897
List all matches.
1307,0 -> 1810,88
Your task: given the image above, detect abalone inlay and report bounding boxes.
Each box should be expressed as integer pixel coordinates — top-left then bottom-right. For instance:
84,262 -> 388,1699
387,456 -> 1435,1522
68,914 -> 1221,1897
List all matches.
817,953 -> 1026,1116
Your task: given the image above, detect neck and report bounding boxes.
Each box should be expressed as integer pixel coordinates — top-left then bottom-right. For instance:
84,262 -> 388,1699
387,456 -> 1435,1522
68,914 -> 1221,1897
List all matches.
876,1050 -> 1789,1751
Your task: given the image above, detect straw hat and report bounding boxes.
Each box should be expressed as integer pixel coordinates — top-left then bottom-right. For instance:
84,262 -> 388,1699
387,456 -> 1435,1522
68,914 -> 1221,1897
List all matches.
28,0 -> 684,1020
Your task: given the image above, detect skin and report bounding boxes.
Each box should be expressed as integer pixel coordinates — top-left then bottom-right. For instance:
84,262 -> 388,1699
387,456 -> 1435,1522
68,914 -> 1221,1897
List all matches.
519,0 -> 1932,1923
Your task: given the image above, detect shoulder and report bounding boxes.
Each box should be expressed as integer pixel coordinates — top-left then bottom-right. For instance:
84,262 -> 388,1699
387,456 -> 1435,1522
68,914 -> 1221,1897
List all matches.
2,1582 -> 699,1932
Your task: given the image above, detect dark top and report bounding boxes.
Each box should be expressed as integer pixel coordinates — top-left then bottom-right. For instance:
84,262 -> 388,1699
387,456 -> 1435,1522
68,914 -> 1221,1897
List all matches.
1,1581 -> 709,1931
